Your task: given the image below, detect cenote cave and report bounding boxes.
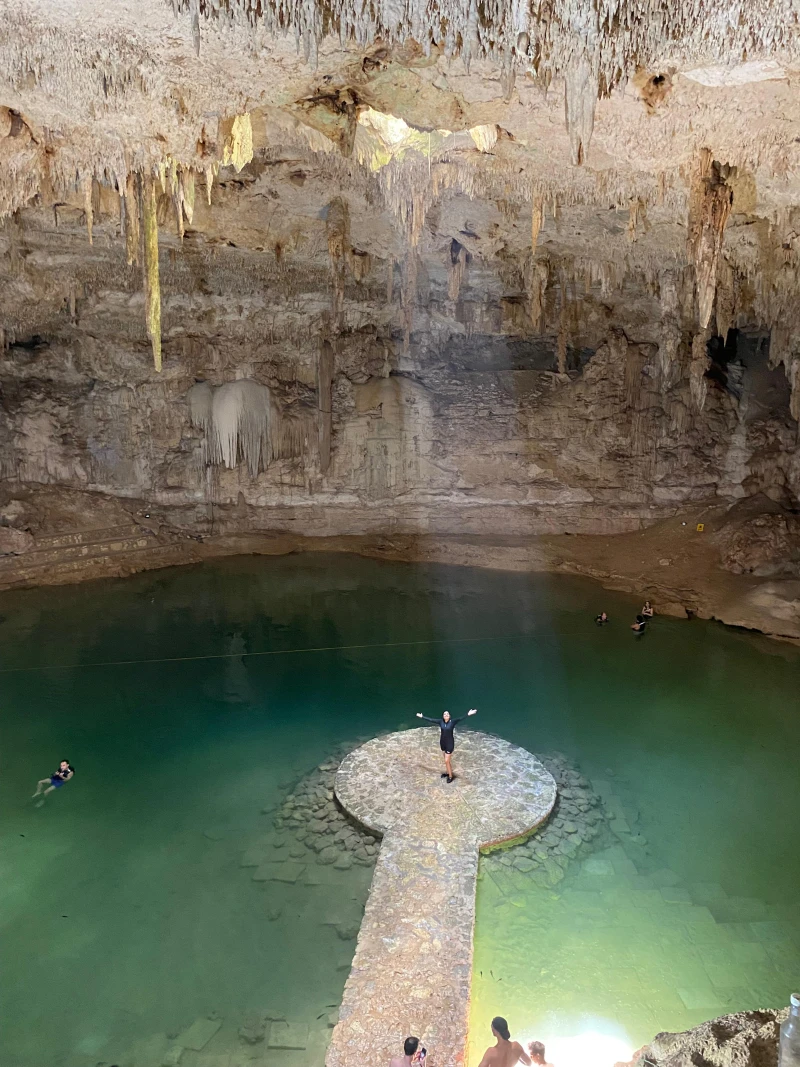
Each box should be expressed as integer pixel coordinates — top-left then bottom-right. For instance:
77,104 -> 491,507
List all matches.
1,3 -> 800,1067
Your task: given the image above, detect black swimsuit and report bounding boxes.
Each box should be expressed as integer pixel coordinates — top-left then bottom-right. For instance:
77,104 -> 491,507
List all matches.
420,715 -> 467,754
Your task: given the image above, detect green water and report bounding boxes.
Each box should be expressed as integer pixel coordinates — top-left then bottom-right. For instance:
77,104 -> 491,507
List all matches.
1,554 -> 798,1067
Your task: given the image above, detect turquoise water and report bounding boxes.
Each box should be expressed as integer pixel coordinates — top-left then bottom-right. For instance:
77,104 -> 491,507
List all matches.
1,554 -> 798,1067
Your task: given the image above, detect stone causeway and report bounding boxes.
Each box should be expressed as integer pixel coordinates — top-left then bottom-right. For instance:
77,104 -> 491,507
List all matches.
326,727 -> 557,1067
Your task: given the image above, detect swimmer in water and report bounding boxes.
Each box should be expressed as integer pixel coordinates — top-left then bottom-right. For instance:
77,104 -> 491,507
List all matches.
641,600 -> 654,617
416,708 -> 477,783
32,760 -> 74,800
477,1017 -> 531,1067
595,611 -> 609,625
631,614 -> 647,634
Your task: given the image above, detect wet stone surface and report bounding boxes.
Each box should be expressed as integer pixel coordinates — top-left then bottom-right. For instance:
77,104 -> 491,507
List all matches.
327,728 -> 557,1067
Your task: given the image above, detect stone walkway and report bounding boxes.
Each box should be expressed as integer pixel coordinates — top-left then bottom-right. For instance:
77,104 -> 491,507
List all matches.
327,728 -> 557,1067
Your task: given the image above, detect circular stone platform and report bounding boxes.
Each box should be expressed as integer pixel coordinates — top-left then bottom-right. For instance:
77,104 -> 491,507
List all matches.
327,730 -> 557,1067
335,727 -> 557,847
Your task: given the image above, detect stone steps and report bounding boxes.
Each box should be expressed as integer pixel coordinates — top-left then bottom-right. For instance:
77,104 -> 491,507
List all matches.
0,525 -> 197,589
32,523 -> 145,550
0,531 -> 154,571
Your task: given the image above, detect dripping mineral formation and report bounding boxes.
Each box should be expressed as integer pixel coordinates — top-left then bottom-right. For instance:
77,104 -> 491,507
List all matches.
0,1 -> 800,638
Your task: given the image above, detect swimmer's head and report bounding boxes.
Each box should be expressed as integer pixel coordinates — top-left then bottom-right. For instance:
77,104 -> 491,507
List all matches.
404,1036 -> 419,1056
491,1017 -> 511,1041
60,760 -> 70,770
644,601 -> 651,608
529,1041 -> 546,1063
442,711 -> 451,722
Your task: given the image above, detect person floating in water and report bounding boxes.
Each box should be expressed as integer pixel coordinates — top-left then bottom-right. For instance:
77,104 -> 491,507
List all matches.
595,611 -> 609,625
641,600 -> 654,618
415,708 -> 477,783
477,1017 -> 531,1067
527,1041 -> 554,1067
32,760 -> 74,800
631,614 -> 647,634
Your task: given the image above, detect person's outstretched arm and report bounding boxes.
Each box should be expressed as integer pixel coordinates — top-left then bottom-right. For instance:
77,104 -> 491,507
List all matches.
452,708 -> 478,726
416,713 -> 441,724
515,1043 -> 531,1066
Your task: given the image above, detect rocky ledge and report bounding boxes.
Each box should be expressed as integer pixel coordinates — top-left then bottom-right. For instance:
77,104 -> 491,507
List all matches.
622,1007 -> 789,1067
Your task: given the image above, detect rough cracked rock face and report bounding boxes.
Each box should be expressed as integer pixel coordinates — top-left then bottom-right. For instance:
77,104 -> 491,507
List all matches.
625,1007 -> 789,1067
0,2 -> 799,635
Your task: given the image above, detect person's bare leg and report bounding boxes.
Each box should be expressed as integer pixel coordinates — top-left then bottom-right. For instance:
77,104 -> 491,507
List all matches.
445,752 -> 453,780
32,778 -> 50,797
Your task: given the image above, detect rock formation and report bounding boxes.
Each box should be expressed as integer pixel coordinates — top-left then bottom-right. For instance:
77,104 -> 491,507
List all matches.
0,1 -> 799,637
623,1007 -> 789,1067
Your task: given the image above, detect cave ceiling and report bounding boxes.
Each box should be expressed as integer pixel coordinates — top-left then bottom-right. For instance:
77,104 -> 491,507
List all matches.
1,0 -> 800,401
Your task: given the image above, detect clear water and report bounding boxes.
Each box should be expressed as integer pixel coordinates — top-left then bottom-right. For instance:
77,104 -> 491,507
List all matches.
1,554 -> 798,1067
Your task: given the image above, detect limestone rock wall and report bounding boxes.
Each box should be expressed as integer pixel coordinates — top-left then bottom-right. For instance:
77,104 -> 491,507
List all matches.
0,154 -> 798,547
0,250 -> 796,544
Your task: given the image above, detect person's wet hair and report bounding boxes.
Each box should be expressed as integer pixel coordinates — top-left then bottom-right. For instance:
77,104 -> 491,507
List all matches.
404,1036 -> 419,1056
530,1041 -> 546,1060
491,1017 -> 511,1040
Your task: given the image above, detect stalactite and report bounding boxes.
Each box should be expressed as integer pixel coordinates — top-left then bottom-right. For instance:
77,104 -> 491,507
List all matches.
169,0 -> 800,101
531,197 -> 543,253
82,176 -> 93,246
658,270 -> 682,386
564,54 -> 599,166
627,198 -> 647,243
398,191 -> 426,351
557,270 -> 568,373
188,381 -> 213,434
326,197 -> 350,333
469,125 -> 498,153
386,257 -> 395,305
766,324 -> 800,422
715,258 -> 735,342
190,0 -> 201,55
142,176 -> 162,372
689,328 -> 711,411
448,240 -> 469,302
189,381 -> 310,474
207,380 -> 272,476
221,114 -> 254,172
528,258 -> 549,333
349,249 -> 371,282
317,339 -> 334,474
403,247 -> 418,351
688,150 -> 734,330
124,173 -> 140,266
205,164 -> 217,205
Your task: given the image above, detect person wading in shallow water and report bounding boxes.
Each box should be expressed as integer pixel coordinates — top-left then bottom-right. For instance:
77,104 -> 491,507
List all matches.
32,760 -> 74,802
416,709 -> 477,783
477,1017 -> 531,1067
527,1040 -> 554,1067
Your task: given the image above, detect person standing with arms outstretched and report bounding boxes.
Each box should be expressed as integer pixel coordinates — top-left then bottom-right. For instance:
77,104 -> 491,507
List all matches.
416,708 -> 477,782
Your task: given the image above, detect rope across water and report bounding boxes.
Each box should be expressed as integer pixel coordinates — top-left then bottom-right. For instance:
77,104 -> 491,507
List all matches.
0,630 -> 539,675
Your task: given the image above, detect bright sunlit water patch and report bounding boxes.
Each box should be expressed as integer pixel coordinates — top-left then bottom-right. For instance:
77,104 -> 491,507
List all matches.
542,1030 -> 633,1067
514,1023 -> 633,1067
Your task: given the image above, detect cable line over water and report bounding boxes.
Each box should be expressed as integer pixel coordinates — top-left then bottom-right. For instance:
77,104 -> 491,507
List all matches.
0,630 -> 536,675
